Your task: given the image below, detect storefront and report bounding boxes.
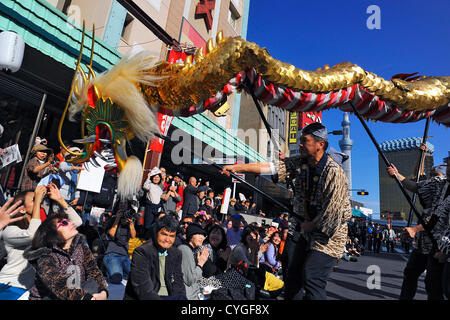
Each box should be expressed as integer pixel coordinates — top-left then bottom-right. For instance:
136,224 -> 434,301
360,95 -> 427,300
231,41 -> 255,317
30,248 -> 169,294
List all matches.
0,0 -> 121,190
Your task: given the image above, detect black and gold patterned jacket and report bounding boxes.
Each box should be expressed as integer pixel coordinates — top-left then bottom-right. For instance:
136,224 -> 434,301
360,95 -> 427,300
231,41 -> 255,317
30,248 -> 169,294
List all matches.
273,154 -> 352,259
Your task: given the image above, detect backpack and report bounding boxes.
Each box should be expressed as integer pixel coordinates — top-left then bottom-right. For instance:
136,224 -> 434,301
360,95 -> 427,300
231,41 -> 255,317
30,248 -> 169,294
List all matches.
210,286 -> 255,300
91,172 -> 117,208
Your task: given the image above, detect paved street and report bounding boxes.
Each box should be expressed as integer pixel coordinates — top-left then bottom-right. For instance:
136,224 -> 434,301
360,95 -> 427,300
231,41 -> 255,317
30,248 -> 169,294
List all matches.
327,249 -> 427,300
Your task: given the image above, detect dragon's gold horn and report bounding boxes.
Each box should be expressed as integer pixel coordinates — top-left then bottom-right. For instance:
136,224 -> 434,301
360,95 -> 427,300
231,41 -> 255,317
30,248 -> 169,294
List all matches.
86,23 -> 96,81
206,38 -> 214,54
81,24 -> 97,138
182,55 -> 193,71
58,20 -> 87,157
194,47 -> 204,62
216,31 -> 224,44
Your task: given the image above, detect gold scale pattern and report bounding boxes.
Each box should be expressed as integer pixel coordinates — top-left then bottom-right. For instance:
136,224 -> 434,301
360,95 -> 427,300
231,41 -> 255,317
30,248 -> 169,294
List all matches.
142,34 -> 450,112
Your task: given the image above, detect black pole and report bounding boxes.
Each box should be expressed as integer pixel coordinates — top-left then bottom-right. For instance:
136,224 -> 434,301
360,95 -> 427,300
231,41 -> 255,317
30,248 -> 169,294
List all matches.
407,117 -> 431,227
348,102 -> 437,248
155,133 -> 298,219
241,79 -> 281,152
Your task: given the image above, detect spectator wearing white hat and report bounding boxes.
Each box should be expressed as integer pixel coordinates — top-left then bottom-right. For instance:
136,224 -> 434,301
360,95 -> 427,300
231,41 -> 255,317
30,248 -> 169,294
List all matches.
143,167 -> 164,229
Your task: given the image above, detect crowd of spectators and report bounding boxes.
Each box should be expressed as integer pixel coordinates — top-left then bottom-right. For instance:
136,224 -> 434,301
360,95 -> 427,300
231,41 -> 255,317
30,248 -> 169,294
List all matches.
0,137 -> 286,300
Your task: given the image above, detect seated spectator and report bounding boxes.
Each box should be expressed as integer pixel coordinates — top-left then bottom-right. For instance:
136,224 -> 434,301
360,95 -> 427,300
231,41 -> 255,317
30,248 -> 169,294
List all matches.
178,223 -> 209,300
342,237 -> 359,262
199,198 -> 214,219
102,201 -> 137,284
227,225 -> 264,270
24,212 -> 108,300
248,202 -> 257,215
227,198 -> 237,216
202,224 -> 231,277
0,184 -> 82,299
226,214 -> 243,249
20,143 -> 56,192
206,190 -> 216,209
260,231 -> 282,273
124,215 -> 186,300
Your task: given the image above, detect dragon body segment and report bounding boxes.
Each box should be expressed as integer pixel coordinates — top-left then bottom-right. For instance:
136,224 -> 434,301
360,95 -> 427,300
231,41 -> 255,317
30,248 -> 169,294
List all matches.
60,26 -> 450,200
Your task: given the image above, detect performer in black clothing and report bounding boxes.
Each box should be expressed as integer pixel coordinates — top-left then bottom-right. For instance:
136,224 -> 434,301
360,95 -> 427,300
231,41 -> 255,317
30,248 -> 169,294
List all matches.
388,153 -> 449,300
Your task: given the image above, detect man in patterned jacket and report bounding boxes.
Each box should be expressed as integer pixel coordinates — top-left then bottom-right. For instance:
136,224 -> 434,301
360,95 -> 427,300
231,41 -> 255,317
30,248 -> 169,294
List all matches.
220,122 -> 352,300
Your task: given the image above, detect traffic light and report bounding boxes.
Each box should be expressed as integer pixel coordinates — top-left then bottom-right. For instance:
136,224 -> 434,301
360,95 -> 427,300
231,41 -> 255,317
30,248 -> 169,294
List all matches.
357,191 -> 369,195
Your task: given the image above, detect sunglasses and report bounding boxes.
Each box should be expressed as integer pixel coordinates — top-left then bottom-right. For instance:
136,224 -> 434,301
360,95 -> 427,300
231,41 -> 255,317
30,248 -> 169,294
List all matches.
56,219 -> 70,229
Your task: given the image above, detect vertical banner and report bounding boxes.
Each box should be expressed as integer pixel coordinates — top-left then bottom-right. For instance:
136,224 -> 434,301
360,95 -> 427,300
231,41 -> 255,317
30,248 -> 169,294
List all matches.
288,112 -> 298,144
299,111 -> 322,128
149,113 -> 174,153
220,187 -> 232,214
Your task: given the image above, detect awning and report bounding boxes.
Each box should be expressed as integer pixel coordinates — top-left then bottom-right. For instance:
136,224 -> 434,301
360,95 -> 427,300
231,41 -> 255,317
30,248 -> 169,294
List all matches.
171,113 -> 267,163
0,0 -> 121,73
352,208 -> 367,218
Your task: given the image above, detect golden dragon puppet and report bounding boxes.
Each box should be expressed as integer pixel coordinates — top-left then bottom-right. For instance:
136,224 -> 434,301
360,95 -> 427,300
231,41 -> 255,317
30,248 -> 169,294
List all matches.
59,23 -> 450,200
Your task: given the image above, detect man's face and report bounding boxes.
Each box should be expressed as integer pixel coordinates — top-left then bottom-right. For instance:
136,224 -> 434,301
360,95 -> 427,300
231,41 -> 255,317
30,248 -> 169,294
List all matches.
174,176 -> 181,183
198,191 -> 205,199
299,134 -> 323,157
157,228 -> 176,249
189,177 -> 197,187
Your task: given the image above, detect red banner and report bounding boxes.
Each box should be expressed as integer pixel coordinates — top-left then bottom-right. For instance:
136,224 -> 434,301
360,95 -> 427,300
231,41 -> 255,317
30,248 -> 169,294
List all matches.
167,50 -> 189,65
299,111 -> 322,128
149,113 -> 174,153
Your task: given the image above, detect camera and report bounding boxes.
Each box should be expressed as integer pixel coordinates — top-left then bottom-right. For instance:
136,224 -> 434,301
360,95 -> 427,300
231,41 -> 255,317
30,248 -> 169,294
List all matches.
119,209 -> 138,226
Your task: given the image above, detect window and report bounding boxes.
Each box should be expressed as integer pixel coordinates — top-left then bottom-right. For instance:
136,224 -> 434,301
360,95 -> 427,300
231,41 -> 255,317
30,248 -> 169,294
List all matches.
228,2 -> 240,30
121,13 -> 134,40
49,0 -> 72,14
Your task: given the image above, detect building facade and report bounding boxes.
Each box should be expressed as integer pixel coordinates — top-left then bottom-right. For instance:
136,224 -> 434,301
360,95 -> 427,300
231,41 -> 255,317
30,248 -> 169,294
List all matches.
379,137 -> 434,221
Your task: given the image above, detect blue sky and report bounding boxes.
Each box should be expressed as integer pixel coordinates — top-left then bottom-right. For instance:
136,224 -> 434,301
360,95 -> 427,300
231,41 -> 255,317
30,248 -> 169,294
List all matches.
246,0 -> 449,213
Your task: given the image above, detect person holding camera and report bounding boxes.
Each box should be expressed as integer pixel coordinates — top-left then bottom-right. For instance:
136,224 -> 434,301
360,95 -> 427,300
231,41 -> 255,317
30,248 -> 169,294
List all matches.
102,201 -> 137,284
20,143 -> 57,192
162,182 -> 182,217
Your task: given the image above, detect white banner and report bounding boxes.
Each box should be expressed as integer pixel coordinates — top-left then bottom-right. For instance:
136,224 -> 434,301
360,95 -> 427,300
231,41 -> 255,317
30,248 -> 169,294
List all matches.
0,144 -> 22,169
76,159 -> 107,193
